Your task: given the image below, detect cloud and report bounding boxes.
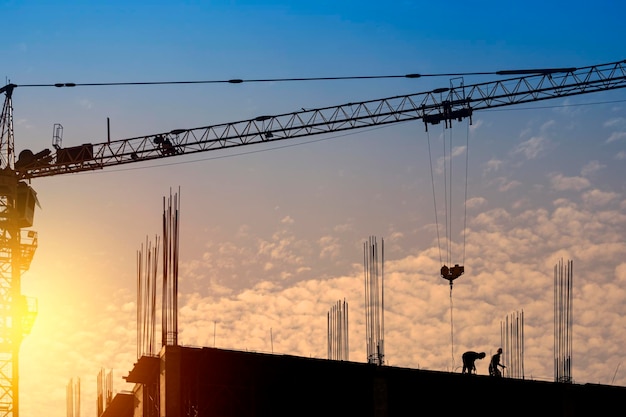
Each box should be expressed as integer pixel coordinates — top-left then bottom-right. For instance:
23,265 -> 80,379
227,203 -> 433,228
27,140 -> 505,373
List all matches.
512,198 -> 531,210
469,119 -> 484,134
236,224 -> 250,237
581,160 -> 604,177
78,98 -> 93,110
466,197 -> 487,210
318,235 -> 341,260
333,222 -> 353,233
490,177 -> 522,192
435,145 -> 467,173
258,230 -> 307,266
540,119 -> 556,132
581,189 -> 619,207
513,136 -> 545,160
172,195 -> 626,386
605,131 -> 626,144
603,117 -> 625,128
388,230 -> 404,240
549,173 -> 591,192
451,145 -> 467,158
483,158 -> 503,175
552,98 -> 587,117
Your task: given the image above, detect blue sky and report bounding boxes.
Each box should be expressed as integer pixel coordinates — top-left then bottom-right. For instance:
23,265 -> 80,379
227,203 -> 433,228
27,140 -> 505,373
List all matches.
3,1 -> 626,416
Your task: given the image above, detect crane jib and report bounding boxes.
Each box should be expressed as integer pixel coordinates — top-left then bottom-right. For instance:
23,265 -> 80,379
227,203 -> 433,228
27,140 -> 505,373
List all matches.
4,59 -> 626,180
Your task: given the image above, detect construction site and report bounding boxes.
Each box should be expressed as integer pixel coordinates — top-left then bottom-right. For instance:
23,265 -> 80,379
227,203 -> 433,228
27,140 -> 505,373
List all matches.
94,234 -> 624,417
93,345 -> 623,417
1,60 -> 626,416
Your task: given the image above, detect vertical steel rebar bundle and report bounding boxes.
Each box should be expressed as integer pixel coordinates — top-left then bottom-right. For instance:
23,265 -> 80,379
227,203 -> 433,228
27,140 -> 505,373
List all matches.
162,189 -> 180,347
500,310 -> 525,379
327,299 -> 349,361
136,189 -> 181,356
96,369 -> 112,416
364,236 -> 385,366
554,258 -> 573,383
137,236 -> 160,358
66,377 -> 80,417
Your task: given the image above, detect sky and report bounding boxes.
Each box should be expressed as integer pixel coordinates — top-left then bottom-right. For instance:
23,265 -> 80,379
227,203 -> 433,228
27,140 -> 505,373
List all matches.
2,0 -> 626,416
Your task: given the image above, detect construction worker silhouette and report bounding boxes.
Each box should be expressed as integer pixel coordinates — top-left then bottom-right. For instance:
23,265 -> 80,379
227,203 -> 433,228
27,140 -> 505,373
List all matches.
489,348 -> 506,377
461,351 -> 486,374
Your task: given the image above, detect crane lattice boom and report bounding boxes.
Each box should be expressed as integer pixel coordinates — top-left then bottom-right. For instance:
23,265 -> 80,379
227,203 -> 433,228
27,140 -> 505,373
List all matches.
10,59 -> 626,180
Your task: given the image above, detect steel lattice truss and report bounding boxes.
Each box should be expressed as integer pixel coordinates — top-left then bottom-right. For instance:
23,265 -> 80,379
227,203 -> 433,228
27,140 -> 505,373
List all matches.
13,59 -> 626,180
0,229 -> 16,417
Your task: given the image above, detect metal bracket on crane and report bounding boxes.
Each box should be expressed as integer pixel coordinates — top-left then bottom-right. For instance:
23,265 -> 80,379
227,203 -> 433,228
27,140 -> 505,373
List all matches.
52,123 -> 63,150
423,101 -> 473,131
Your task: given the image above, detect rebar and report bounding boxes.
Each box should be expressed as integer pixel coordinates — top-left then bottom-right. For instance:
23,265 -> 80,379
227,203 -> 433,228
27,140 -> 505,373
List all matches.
364,236 -> 385,365
554,259 -> 573,383
327,299 -> 349,360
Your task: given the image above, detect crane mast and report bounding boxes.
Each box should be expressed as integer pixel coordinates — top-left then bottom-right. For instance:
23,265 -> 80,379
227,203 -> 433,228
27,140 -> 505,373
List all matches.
0,58 -> 624,416
0,84 -> 38,417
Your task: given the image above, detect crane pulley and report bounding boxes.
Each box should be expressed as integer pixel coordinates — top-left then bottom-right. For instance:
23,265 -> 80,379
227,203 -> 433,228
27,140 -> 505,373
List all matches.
441,264 -> 465,287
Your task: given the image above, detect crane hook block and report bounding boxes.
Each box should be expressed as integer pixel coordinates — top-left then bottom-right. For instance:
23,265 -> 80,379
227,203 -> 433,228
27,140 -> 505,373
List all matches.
441,264 -> 464,282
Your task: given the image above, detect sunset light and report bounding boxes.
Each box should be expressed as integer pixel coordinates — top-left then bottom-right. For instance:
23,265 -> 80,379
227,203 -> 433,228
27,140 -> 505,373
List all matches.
2,1 -> 626,416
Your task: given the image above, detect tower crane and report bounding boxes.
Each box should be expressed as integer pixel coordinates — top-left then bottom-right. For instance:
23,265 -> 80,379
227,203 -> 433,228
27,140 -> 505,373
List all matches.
0,59 -> 625,416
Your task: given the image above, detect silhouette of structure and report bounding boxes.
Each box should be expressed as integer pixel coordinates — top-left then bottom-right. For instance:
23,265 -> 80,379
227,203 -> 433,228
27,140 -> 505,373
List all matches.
110,345 -> 626,417
501,310 -> 525,379
554,259 -> 573,383
161,190 -> 180,347
113,190 -> 181,417
327,299 -> 349,361
96,368 -> 113,417
364,236 -> 384,365
137,235 -> 160,358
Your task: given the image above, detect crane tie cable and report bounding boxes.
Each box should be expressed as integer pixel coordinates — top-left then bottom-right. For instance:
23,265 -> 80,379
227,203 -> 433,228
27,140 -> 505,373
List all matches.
11,67 -> 578,88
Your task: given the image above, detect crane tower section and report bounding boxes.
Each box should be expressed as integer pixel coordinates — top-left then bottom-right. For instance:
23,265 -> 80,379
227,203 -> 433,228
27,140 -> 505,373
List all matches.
0,84 -> 38,417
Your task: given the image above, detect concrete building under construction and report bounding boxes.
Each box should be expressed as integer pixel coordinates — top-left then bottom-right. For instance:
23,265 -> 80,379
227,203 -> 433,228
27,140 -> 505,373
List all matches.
100,344 -> 625,417
95,214 -> 624,417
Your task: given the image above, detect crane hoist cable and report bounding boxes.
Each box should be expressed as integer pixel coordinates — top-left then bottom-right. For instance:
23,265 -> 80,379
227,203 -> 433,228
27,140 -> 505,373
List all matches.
427,117 -> 470,369
428,123 -> 469,284
427,129 -> 443,267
